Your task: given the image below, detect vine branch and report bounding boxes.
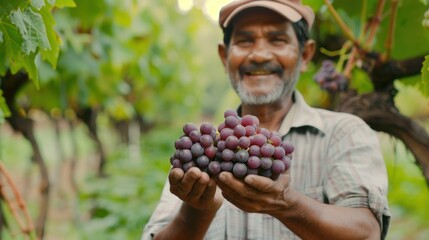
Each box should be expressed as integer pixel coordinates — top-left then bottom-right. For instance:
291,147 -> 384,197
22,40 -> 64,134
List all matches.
0,162 -> 36,239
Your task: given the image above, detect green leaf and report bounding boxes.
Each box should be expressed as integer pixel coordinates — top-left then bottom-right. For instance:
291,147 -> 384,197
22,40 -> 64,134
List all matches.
10,8 -> 51,55
39,5 -> 60,68
55,0 -> 76,8
31,0 -> 45,10
420,55 -> 429,97
0,0 -> 28,17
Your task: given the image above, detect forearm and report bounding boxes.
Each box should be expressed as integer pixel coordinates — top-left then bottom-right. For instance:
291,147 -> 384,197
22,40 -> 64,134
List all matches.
272,188 -> 380,240
153,203 -> 217,240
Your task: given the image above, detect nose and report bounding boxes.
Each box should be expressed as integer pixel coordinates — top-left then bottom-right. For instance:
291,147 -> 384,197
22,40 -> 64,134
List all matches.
248,40 -> 273,62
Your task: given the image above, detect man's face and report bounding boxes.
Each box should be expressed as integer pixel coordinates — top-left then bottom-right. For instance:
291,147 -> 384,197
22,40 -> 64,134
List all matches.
220,8 -> 302,105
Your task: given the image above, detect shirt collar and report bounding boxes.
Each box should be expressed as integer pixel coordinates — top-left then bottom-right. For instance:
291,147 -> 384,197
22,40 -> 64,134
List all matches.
278,91 -> 326,136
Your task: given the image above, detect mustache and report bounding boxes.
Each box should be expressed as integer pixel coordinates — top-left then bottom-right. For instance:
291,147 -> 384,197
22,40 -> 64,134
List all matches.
239,62 -> 283,76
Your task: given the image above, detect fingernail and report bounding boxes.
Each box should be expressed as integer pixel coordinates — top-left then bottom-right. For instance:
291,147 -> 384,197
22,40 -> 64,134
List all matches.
219,172 -> 226,181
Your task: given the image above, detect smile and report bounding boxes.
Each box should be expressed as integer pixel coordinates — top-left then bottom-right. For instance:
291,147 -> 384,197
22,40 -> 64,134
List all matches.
247,70 -> 274,75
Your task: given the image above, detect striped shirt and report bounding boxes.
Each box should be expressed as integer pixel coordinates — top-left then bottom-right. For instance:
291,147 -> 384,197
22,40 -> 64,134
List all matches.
142,91 -> 391,240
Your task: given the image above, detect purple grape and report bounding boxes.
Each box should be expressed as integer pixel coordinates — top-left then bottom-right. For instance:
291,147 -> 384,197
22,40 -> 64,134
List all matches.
189,130 -> 201,143
217,122 -> 226,133
179,149 -> 193,162
220,161 -> 234,171
196,155 -> 210,168
222,149 -> 235,161
260,157 -> 272,169
200,134 -> 214,148
273,146 -> 286,159
224,109 -> 239,118
271,159 -> 285,174
210,130 -> 217,139
235,149 -> 249,163
208,161 -> 221,175
217,140 -> 226,151
174,139 -> 181,149
233,163 -> 248,178
238,136 -> 250,149
179,136 -> 193,149
200,122 -> 215,135
281,141 -> 295,154
251,134 -> 267,147
245,125 -> 257,136
261,143 -> 275,157
282,155 -> 291,170
191,143 -> 204,157
258,128 -> 271,138
183,123 -> 198,136
174,150 -> 181,159
247,156 -> 261,169
234,124 -> 246,138
241,115 -> 257,127
183,161 -> 196,172
204,145 -> 217,159
225,116 -> 240,129
248,145 -> 261,156
270,134 -> 282,146
220,127 -> 234,140
172,159 -> 182,169
225,135 -> 239,150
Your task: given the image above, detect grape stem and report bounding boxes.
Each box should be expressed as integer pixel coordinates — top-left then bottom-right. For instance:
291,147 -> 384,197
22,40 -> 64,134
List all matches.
364,0 -> 386,50
322,0 -> 361,48
384,0 -> 399,60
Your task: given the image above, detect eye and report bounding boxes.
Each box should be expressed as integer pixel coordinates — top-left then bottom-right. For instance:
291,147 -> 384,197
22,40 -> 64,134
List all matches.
235,39 -> 253,47
271,37 -> 288,45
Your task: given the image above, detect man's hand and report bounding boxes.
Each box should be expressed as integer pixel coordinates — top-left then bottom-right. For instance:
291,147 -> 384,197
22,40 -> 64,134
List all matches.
169,167 -> 223,212
215,169 -> 293,214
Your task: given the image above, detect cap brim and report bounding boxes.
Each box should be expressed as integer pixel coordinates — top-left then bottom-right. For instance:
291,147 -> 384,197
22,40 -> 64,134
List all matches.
222,1 -> 302,28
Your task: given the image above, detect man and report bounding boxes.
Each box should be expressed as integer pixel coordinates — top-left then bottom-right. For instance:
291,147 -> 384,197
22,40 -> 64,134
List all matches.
142,0 -> 390,239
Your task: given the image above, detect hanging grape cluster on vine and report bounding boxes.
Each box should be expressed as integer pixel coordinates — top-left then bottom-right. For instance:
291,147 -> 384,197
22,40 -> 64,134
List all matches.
313,60 -> 349,93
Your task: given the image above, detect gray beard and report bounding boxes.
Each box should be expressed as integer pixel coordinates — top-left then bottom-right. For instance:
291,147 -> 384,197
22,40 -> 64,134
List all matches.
231,63 -> 301,105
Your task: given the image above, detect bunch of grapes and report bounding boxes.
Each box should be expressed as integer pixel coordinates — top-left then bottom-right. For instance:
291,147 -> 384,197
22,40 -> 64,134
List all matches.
423,8 -> 429,29
214,110 -> 294,179
171,110 -> 295,180
170,122 -> 218,173
313,60 -> 348,93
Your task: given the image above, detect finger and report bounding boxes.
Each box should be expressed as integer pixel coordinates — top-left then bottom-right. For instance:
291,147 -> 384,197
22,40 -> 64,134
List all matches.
169,168 -> 185,195
188,171 -> 210,199
169,168 -> 184,186
243,174 -> 274,192
217,172 -> 252,198
177,167 -> 202,195
216,172 -> 245,190
199,176 -> 217,201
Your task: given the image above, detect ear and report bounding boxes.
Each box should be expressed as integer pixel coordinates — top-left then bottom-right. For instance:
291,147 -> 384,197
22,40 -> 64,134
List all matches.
218,43 -> 228,69
299,39 -> 316,71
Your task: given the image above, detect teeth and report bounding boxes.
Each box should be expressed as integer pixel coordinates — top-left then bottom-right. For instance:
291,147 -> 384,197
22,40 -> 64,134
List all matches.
249,70 -> 271,75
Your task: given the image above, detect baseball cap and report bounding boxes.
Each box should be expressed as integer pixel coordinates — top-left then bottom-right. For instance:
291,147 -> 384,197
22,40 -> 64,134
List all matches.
219,0 -> 315,30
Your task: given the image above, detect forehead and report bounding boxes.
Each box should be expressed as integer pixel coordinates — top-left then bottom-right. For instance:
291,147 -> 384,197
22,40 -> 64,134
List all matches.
230,7 -> 290,31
